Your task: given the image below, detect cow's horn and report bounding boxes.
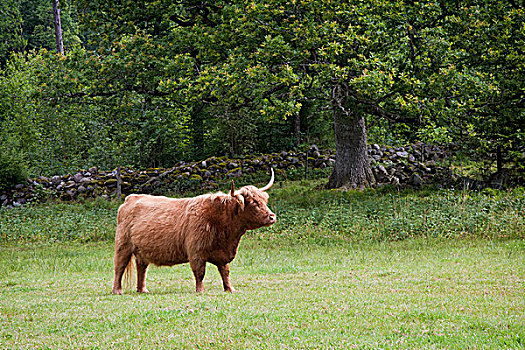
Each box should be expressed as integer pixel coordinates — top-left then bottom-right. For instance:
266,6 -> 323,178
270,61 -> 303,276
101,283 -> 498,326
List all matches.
230,179 -> 235,196
259,168 -> 274,192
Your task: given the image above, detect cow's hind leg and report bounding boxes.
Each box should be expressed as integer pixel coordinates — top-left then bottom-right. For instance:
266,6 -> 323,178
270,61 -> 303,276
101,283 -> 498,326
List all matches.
112,243 -> 133,295
190,258 -> 206,293
135,257 -> 149,293
217,263 -> 235,292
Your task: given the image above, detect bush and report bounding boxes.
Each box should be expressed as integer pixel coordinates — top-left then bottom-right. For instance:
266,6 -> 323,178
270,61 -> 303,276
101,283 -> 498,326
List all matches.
0,150 -> 27,191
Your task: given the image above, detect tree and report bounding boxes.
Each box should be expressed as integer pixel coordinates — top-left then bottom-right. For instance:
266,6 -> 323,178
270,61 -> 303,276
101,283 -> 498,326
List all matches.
66,1 -> 218,169
439,1 -> 525,175
194,2 -> 435,187
52,0 -> 64,55
3,0 -> 522,184
0,0 -> 25,66
213,0 -> 523,188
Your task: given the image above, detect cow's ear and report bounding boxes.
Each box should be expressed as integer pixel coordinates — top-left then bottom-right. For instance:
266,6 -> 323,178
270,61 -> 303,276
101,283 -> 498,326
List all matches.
234,194 -> 245,211
228,194 -> 244,212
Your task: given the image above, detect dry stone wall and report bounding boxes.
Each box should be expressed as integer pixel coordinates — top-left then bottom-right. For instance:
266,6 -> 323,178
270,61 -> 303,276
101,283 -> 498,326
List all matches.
1,143 -> 452,208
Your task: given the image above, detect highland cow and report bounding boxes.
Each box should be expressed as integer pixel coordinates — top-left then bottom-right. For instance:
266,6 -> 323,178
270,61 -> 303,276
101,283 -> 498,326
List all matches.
112,170 -> 276,294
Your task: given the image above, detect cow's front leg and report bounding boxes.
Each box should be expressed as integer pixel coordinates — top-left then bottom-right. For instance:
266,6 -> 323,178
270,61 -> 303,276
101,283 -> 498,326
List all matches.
190,258 -> 206,293
218,263 -> 235,292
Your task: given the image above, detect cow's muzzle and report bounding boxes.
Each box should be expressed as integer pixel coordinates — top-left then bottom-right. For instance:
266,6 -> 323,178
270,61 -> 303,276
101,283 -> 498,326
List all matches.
267,212 -> 277,225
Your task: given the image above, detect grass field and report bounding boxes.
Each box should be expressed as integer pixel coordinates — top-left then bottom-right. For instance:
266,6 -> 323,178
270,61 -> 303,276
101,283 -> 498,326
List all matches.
1,182 -> 524,349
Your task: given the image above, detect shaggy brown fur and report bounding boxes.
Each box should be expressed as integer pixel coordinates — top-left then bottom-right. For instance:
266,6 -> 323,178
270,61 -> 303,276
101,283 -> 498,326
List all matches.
112,175 -> 276,294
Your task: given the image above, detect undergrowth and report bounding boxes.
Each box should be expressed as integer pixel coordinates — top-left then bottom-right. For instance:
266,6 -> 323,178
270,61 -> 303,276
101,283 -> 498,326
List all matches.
1,179 -> 523,245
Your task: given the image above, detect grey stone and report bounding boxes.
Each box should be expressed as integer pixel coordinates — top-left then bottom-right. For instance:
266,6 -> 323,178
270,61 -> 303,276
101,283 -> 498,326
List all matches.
373,165 -> 389,182
409,173 -> 423,186
79,177 -> 91,185
227,170 -> 243,178
417,163 -> 431,173
65,181 -> 76,188
51,175 -> 62,185
73,173 -> 84,183
390,176 -> 400,186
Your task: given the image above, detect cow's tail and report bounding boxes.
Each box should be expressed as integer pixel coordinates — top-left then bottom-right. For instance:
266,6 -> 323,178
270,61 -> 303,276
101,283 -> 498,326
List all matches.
123,255 -> 135,290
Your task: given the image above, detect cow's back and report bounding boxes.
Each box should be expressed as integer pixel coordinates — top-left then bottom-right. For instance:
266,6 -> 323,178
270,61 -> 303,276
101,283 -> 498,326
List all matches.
116,194 -> 209,266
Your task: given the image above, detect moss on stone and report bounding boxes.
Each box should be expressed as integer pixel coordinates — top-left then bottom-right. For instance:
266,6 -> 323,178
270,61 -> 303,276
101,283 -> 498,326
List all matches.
190,174 -> 203,181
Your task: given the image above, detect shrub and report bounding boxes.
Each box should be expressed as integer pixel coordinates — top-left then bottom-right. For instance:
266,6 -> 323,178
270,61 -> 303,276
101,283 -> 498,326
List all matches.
0,150 -> 27,191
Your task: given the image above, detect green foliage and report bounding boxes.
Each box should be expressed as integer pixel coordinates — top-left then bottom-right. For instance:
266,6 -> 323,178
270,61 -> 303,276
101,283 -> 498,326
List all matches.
19,0 -> 81,51
0,0 -> 82,64
0,0 -> 523,180
416,123 -> 452,145
268,182 -> 525,243
0,1 -> 25,65
0,149 -> 27,191
436,1 -> 525,173
0,199 -> 117,243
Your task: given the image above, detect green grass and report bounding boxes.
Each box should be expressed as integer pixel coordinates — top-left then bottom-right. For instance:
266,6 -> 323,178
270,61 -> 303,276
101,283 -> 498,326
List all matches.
1,240 -> 524,349
1,182 -> 524,348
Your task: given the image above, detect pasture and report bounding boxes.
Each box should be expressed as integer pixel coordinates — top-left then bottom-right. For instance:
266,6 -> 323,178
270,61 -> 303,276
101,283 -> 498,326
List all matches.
1,182 -> 524,349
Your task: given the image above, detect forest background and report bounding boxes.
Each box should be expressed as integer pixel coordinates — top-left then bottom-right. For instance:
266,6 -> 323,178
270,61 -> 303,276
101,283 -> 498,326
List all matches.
0,0 -> 523,190
1,3 -> 524,347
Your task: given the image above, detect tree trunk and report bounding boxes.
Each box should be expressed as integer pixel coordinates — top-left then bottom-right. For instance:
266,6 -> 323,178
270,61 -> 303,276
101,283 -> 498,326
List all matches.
294,111 -> 301,146
297,100 -> 310,146
116,165 -> 122,200
496,145 -> 503,173
327,90 -> 375,189
52,0 -> 64,55
190,106 -> 205,160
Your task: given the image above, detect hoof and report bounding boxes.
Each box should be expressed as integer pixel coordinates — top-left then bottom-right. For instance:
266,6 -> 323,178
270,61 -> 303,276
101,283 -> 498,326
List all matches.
137,288 -> 150,294
112,288 -> 123,295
